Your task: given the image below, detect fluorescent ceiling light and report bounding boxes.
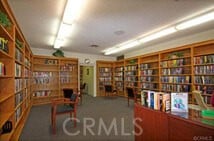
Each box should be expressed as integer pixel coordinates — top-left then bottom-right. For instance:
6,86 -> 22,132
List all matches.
54,39 -> 64,49
139,27 -> 177,43
57,22 -> 73,38
63,0 -> 84,24
104,40 -> 140,55
176,11 -> 214,30
54,0 -> 85,49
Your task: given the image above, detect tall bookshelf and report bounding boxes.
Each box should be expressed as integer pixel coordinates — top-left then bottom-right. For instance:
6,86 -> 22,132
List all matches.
160,47 -> 192,102
139,53 -> 159,91
0,1 -> 33,140
59,58 -> 78,96
193,43 -> 214,105
96,61 -> 113,96
124,57 -> 139,96
113,60 -> 124,96
33,56 -> 78,105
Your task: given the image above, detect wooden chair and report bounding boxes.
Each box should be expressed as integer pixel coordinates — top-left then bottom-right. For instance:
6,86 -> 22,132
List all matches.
104,85 -> 117,97
51,93 -> 79,134
126,87 -> 141,106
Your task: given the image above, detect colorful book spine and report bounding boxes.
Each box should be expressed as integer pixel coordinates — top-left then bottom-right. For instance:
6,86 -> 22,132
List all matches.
0,62 -> 6,76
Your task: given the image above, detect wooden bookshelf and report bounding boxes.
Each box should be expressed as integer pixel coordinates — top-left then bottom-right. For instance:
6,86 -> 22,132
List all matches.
193,43 -> 214,105
0,1 -> 33,140
159,47 -> 192,103
33,56 -> 78,105
59,58 -> 78,96
113,60 -> 124,96
124,57 -> 139,96
96,60 -> 113,96
139,53 -> 159,92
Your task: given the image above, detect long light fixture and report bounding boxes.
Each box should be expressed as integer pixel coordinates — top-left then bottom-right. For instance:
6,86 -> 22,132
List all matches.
54,0 -> 85,49
104,10 -> 214,55
139,27 -> 177,43
176,11 -> 214,30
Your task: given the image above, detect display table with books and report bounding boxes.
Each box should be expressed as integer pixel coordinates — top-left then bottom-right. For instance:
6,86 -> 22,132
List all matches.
134,104 -> 214,141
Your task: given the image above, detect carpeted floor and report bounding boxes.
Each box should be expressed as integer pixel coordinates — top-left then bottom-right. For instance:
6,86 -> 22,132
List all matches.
19,95 -> 135,141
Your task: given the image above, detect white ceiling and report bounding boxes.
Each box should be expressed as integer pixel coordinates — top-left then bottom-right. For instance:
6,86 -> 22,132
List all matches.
8,0 -> 214,56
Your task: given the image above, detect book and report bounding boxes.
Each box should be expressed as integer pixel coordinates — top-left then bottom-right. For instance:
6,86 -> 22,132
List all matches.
171,92 -> 188,112
162,93 -> 170,112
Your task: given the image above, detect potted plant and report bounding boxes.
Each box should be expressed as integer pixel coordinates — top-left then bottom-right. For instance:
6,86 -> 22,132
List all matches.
52,49 -> 64,57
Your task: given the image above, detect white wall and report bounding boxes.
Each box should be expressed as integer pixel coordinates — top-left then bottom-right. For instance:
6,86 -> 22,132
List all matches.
31,48 -> 116,97
125,29 -> 214,58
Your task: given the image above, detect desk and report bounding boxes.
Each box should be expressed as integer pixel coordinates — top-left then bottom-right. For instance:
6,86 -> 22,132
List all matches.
134,104 -> 214,141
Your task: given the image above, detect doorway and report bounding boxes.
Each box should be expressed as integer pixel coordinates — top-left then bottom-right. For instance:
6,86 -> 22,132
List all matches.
80,66 -> 94,96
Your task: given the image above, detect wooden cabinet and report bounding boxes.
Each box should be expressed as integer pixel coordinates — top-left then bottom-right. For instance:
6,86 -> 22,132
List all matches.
33,56 -> 78,105
134,104 -> 214,141
96,61 -> 113,96
0,0 -> 33,140
113,60 -> 124,96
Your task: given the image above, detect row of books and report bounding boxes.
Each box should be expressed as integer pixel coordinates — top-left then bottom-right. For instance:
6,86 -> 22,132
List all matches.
161,68 -> 184,75
33,90 -> 51,97
60,77 -> 72,83
15,106 -> 22,123
126,82 -> 138,87
34,77 -> 50,84
15,91 -> 24,107
99,81 -> 111,86
125,65 -> 138,71
24,58 -> 30,67
140,69 -> 156,75
33,72 -> 53,77
15,63 -> 22,77
115,82 -> 123,87
114,77 -> 123,81
125,76 -> 138,81
115,67 -> 123,72
162,84 -> 190,92
15,47 -> 23,62
194,76 -> 214,84
194,85 -> 213,94
0,62 -> 6,76
114,72 -> 123,77
141,83 -> 158,90
0,37 -> 9,54
194,65 -> 214,74
24,68 -> 30,77
161,76 -> 190,83
99,72 -> 112,77
194,55 -> 214,64
60,71 -> 71,77
161,58 -> 189,67
140,63 -> 150,69
60,64 -> 75,71
125,71 -> 137,76
140,76 -> 156,82
99,67 -> 112,72
15,79 -> 23,93
141,91 -> 188,112
99,77 -> 112,81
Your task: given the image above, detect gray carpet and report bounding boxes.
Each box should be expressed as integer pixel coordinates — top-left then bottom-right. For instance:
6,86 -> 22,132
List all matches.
19,95 -> 135,141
